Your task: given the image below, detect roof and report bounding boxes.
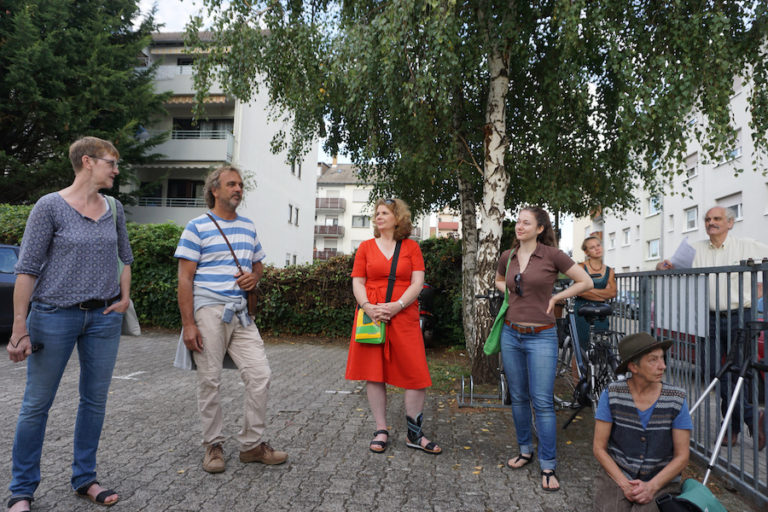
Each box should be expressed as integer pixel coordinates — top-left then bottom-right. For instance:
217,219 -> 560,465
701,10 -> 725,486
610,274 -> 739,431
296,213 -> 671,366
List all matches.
151,32 -> 214,44
317,164 -> 367,185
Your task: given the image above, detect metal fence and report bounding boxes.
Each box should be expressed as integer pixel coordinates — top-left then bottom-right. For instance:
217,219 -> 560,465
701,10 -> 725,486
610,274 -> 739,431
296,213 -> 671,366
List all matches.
611,261 -> 768,506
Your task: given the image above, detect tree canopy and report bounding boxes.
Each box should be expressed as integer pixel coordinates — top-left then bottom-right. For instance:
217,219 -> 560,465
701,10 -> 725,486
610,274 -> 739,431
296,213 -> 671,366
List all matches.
187,0 -> 768,379
0,0 -> 168,204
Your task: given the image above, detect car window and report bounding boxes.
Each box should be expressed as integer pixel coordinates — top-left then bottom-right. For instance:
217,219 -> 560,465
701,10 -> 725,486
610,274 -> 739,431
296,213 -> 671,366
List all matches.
0,247 -> 18,273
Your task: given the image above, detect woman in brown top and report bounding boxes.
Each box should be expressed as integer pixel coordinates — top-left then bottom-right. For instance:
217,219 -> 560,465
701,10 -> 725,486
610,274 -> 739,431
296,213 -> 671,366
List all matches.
494,206 -> 593,491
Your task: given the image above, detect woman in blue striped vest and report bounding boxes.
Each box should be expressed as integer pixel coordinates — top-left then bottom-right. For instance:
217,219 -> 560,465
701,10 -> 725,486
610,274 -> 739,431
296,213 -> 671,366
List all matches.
592,332 -> 693,511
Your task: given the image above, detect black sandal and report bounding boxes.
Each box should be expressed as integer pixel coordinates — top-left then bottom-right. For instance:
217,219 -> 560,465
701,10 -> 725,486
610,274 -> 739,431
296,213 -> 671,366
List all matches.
6,497 -> 32,512
405,413 -> 441,455
75,481 -> 119,507
369,429 -> 389,453
541,470 -> 561,492
506,453 -> 532,469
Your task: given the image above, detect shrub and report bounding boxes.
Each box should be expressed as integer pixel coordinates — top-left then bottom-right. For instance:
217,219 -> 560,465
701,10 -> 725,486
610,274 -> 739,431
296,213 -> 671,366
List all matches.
420,237 -> 464,346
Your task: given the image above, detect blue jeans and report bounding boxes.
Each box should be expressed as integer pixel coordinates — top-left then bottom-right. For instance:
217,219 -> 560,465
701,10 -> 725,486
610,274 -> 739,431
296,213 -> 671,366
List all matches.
501,323 -> 558,470
9,302 -> 122,500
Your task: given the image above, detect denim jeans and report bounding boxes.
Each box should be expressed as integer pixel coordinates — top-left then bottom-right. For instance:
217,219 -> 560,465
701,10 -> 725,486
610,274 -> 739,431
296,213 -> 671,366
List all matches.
9,301 -> 122,500
501,323 -> 558,470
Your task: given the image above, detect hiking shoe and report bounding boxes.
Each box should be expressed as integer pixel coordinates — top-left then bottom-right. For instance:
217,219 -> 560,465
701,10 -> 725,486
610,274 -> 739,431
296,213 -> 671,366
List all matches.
203,443 -> 226,473
239,442 -> 288,465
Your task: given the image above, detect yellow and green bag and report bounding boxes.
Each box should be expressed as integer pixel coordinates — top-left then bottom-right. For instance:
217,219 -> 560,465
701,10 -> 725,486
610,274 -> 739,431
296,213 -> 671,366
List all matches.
354,308 -> 386,344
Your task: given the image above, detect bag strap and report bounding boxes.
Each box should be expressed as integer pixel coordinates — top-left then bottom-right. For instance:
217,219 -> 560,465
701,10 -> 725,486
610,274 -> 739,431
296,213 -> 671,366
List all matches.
106,195 -> 124,276
502,248 -> 515,301
206,212 -> 245,275
385,240 -> 402,303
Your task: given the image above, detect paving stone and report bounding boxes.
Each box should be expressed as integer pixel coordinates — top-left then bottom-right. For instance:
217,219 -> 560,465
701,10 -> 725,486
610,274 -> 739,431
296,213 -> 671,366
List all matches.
0,330 -> 760,511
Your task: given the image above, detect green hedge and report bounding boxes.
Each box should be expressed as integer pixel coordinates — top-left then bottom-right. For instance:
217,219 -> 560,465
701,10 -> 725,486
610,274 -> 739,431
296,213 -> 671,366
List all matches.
0,204 -> 465,344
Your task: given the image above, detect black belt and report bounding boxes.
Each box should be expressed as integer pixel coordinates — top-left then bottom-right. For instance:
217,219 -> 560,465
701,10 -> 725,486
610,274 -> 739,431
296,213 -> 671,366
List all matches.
77,295 -> 121,310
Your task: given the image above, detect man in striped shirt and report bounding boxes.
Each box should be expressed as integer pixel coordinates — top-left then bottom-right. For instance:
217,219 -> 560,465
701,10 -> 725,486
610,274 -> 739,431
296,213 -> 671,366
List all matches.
175,165 -> 287,474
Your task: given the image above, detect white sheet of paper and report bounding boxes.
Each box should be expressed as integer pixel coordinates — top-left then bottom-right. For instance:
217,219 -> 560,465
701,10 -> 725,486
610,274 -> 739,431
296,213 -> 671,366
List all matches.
669,237 -> 696,268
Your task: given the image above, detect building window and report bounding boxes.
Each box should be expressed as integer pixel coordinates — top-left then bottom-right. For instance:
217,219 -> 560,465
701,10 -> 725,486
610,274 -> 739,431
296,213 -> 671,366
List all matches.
647,195 -> 661,216
667,214 -> 674,232
285,253 -> 291,266
292,254 -> 297,265
294,207 -> 299,226
288,204 -> 293,223
622,228 -> 630,246
608,232 -> 616,250
726,203 -> 743,221
647,239 -> 660,260
684,206 -> 698,231
352,189 -> 369,203
635,225 -> 640,240
720,129 -> 742,164
325,216 -> 338,226
685,152 -> 698,179
352,215 -> 370,228
291,159 -> 302,178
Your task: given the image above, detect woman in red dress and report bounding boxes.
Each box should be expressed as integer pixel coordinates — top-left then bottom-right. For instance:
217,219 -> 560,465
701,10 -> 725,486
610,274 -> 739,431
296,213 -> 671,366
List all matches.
346,198 -> 441,455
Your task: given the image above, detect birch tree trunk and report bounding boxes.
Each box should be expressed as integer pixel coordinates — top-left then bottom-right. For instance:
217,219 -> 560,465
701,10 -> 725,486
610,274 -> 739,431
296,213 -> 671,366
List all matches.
470,45 -> 510,382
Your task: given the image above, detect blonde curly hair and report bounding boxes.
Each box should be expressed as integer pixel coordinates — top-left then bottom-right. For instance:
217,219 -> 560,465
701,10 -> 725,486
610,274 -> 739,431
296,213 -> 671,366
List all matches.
372,198 -> 413,241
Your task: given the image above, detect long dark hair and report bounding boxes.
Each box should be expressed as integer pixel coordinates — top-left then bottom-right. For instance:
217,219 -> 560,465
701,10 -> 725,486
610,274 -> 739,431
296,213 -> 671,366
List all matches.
512,206 -> 557,249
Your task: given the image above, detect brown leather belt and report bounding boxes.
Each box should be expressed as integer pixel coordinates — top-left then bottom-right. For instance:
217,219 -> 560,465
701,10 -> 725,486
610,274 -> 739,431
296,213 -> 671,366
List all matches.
504,320 -> 556,334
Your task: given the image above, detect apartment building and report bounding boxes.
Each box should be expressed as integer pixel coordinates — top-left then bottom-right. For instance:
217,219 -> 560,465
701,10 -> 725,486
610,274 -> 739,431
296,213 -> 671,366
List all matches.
129,32 -> 317,267
574,77 -> 768,271
314,162 -> 426,260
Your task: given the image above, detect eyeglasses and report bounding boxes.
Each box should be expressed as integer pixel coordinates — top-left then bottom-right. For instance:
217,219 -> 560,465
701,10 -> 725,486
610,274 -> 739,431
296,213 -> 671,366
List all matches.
514,273 -> 523,297
383,198 -> 395,205
88,156 -> 119,169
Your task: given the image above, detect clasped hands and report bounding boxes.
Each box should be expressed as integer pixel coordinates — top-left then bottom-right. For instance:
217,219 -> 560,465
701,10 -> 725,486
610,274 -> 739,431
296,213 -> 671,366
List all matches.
362,302 -> 401,323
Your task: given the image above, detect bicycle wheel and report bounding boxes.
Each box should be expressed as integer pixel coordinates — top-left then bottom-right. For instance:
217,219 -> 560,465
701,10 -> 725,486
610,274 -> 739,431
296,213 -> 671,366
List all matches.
553,335 -> 578,409
588,340 -> 618,411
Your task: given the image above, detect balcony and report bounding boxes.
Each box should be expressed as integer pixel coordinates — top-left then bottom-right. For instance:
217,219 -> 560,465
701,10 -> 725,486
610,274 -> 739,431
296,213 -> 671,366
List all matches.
137,197 -> 206,208
152,130 -> 233,162
314,249 -> 343,261
314,225 -> 345,237
315,197 -> 347,212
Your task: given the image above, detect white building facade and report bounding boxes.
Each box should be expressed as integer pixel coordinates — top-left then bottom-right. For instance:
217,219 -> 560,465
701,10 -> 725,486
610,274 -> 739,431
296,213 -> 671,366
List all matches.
129,32 -> 317,267
314,162 -> 426,259
574,77 -> 768,271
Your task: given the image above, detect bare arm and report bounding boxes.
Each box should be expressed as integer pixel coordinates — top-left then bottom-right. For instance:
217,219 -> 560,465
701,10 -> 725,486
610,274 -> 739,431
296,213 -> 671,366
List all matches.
580,268 -> 617,301
547,263 -> 594,314
380,270 -> 424,318
178,259 -> 203,352
495,271 -> 506,293
235,260 -> 263,291
593,419 -> 635,501
627,429 -> 690,504
105,264 -> 131,314
7,274 -> 37,362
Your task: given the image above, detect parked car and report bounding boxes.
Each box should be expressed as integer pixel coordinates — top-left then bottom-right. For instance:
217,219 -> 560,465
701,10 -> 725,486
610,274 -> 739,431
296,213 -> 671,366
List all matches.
611,290 -> 638,319
0,244 -> 19,335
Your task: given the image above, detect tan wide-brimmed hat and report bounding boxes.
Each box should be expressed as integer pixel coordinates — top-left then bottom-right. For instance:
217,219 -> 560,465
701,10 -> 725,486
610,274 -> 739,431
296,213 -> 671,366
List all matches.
615,332 -> 672,375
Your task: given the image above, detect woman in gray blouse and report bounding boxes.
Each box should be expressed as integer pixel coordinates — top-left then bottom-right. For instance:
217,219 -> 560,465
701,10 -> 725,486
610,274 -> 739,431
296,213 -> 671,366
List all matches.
6,137 -> 133,512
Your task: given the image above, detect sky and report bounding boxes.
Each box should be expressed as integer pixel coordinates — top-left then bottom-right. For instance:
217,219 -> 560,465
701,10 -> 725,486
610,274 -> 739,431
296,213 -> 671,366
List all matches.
140,0 -> 574,250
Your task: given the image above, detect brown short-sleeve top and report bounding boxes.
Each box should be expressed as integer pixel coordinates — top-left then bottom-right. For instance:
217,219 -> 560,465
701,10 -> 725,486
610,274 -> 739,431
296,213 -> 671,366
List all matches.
496,243 -> 575,325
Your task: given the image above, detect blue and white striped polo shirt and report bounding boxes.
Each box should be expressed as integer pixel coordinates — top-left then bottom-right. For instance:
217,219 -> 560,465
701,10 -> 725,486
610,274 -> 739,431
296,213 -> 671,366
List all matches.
174,212 -> 266,298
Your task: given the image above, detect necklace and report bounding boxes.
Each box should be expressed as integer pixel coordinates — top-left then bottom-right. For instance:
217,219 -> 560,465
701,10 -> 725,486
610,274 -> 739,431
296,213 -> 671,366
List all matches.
586,259 -> 603,274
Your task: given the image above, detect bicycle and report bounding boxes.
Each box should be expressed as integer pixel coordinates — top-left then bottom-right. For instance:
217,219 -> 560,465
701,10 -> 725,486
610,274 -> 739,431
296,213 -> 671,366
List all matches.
554,295 -> 623,429
456,288 -> 510,407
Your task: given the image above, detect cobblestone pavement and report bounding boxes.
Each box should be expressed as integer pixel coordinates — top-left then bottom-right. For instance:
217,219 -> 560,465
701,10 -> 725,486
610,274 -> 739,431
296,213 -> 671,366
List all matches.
0,330 -> 758,511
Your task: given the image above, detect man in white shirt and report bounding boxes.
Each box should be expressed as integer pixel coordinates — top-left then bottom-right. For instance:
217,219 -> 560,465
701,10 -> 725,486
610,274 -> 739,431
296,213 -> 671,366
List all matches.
657,206 -> 766,450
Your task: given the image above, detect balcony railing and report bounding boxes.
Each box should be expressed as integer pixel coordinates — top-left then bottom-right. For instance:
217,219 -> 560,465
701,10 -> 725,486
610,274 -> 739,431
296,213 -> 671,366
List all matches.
314,249 -> 342,261
137,197 -> 206,208
315,197 -> 347,211
171,129 -> 230,140
314,225 -> 345,236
